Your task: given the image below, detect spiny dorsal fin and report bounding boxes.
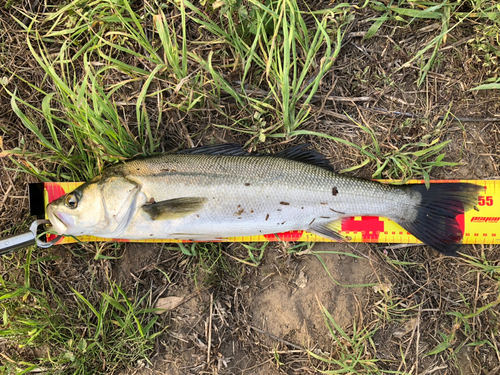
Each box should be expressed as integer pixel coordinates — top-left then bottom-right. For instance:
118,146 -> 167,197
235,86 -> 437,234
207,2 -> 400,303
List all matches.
176,144 -> 249,156
142,197 -> 207,220
272,144 -> 335,172
177,143 -> 334,171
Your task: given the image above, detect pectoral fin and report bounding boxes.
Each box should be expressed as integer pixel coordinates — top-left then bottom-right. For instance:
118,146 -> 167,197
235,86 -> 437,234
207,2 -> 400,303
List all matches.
309,220 -> 345,242
142,197 -> 207,220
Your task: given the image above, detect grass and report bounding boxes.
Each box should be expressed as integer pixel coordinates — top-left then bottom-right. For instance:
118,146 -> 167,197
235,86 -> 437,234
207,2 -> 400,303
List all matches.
365,0 -> 500,86
0,240 -> 236,374
425,293 -> 500,371
0,247 -> 161,374
185,242 -> 239,288
1,0 -> 500,373
309,298 -> 384,374
290,243 -> 377,287
380,246 -> 500,372
3,0 -> 492,181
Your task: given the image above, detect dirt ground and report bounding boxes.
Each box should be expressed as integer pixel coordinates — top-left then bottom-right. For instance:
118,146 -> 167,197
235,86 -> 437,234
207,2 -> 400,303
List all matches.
99,239 -> 499,375
1,1 -> 500,374
107,242 -> 381,375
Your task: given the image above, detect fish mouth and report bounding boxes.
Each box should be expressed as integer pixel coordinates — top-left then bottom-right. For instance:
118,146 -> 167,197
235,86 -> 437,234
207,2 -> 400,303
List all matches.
47,206 -> 68,235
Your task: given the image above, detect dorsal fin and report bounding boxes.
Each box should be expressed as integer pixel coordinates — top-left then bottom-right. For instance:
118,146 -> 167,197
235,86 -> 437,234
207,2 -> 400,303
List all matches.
176,144 -> 249,156
271,144 -> 334,172
176,143 -> 334,171
309,220 -> 345,242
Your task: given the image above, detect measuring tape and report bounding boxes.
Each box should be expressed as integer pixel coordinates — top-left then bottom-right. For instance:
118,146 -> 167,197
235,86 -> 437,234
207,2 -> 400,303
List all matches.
41,180 -> 499,246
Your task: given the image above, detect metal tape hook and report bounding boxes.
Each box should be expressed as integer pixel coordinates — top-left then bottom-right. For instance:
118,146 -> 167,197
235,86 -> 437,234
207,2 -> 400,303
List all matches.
32,219 -> 63,248
0,220 -> 62,256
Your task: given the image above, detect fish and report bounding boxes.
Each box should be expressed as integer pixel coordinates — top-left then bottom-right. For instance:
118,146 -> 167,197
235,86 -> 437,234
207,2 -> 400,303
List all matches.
47,143 -> 483,256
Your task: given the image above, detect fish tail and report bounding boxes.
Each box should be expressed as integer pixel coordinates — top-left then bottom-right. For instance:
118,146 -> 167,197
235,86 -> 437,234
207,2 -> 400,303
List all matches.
394,183 -> 484,256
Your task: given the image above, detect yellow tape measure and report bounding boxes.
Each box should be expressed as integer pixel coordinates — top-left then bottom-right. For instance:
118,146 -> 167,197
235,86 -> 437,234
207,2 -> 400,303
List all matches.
43,180 -> 499,245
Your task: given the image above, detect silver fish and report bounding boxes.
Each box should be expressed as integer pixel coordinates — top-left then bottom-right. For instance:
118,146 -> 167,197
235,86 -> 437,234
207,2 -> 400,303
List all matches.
47,144 -> 482,255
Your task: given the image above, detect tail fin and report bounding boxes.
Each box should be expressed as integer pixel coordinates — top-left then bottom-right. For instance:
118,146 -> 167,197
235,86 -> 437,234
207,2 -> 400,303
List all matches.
395,183 -> 483,256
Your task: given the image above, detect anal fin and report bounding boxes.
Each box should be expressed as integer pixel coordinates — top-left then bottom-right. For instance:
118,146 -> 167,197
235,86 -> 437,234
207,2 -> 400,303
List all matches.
309,220 -> 345,242
142,197 -> 207,220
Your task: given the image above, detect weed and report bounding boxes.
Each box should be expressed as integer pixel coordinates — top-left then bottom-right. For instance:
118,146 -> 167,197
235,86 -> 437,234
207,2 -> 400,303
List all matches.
179,242 -> 238,288
310,251 -> 373,288
309,297 -> 392,374
0,248 -> 161,374
241,242 -> 267,266
472,77 -> 500,90
364,0 -> 500,86
461,252 -> 500,281
426,293 -> 500,369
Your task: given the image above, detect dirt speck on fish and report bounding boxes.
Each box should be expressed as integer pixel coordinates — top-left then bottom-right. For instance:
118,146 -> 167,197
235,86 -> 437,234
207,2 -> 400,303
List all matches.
47,144 -> 483,256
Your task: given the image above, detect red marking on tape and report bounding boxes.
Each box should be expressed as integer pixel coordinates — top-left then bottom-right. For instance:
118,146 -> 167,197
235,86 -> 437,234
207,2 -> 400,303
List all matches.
341,216 -> 384,241
450,211 -> 465,242
456,214 -> 464,233
264,231 -> 304,241
46,183 -> 66,203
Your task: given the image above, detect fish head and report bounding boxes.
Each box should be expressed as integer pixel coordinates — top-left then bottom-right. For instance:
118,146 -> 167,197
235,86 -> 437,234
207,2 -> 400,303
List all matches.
47,174 -> 141,237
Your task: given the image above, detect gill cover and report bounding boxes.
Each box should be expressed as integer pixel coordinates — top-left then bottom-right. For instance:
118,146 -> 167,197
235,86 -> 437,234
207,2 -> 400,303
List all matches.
99,176 -> 141,236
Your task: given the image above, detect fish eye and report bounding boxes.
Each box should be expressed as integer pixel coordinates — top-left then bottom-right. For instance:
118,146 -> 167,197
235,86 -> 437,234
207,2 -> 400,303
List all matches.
65,194 -> 79,209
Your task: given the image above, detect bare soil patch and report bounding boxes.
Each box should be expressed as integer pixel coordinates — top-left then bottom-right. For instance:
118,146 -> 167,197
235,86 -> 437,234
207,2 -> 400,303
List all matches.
248,243 -> 375,349
115,242 -> 380,375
